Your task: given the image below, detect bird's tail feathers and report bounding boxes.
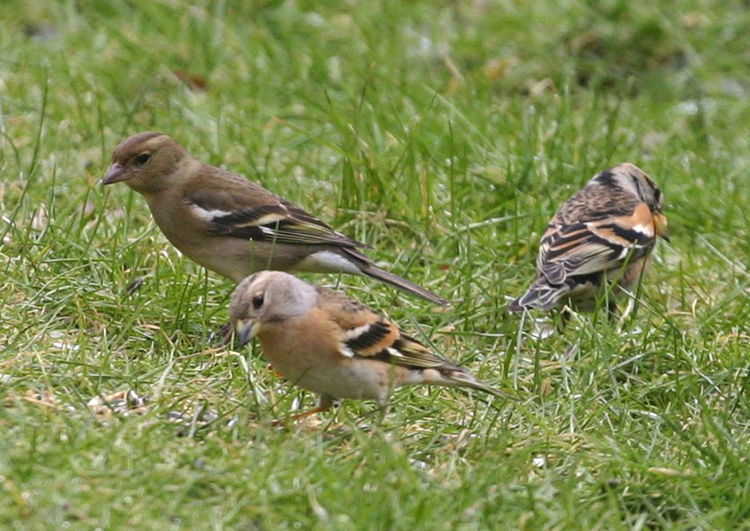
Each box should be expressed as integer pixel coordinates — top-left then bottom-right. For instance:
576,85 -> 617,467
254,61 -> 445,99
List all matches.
360,264 -> 449,306
440,369 -> 515,400
509,279 -> 569,312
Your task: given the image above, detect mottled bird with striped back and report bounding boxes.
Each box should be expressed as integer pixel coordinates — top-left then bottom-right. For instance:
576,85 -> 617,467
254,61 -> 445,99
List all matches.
509,163 -> 669,318
102,132 -> 447,305
231,271 -> 508,419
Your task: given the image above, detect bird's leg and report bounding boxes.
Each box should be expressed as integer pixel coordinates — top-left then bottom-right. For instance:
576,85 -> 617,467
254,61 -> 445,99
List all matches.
374,393 -> 391,425
607,300 -> 619,323
272,395 -> 335,426
555,308 -> 571,332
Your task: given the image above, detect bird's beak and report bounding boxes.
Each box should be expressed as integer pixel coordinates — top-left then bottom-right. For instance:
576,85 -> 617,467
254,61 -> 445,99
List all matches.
653,213 -> 670,242
101,162 -> 129,185
235,319 -> 262,347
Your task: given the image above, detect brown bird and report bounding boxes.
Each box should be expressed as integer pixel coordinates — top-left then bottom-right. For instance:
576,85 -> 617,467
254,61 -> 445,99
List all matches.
231,271 -> 507,418
102,132 -> 447,305
509,163 -> 669,318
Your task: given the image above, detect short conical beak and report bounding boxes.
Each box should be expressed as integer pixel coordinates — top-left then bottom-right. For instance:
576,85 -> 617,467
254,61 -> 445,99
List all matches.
654,213 -> 670,242
235,319 -> 262,347
101,162 -> 128,185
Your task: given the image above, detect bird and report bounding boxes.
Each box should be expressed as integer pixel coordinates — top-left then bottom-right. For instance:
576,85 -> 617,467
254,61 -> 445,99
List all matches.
230,271 -> 508,419
102,132 -> 447,305
509,163 -> 669,318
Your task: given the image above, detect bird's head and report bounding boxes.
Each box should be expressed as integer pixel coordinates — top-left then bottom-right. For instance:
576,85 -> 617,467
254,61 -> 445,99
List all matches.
229,271 -> 319,347
610,163 -> 669,242
102,132 -> 188,194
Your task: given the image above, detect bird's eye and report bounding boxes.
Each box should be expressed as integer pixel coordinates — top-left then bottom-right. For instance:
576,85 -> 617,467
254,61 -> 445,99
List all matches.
136,153 -> 151,165
252,295 -> 264,310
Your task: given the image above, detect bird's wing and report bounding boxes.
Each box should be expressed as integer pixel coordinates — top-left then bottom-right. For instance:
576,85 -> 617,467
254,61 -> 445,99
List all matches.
538,202 -> 657,284
319,288 -> 449,369
186,180 -> 365,248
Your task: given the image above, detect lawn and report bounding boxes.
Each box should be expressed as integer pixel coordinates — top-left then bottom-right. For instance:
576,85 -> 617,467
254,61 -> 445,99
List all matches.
1,0 -> 748,529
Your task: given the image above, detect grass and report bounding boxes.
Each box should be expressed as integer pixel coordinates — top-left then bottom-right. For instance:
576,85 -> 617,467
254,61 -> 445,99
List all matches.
1,0 -> 748,529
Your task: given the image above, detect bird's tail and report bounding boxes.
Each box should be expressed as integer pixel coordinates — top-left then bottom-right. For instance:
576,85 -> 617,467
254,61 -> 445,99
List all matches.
439,368 -> 515,400
508,278 -> 570,312
360,263 -> 449,306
